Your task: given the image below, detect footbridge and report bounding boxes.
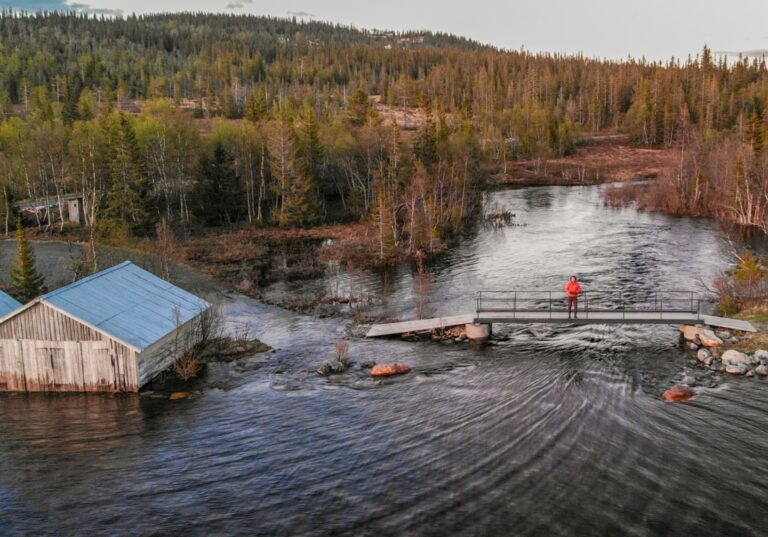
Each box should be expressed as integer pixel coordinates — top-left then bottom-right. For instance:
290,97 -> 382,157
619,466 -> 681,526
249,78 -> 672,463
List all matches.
366,290 -> 756,338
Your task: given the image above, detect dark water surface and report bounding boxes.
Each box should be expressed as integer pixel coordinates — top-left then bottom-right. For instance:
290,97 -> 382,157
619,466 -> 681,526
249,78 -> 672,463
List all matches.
2,185 -> 768,536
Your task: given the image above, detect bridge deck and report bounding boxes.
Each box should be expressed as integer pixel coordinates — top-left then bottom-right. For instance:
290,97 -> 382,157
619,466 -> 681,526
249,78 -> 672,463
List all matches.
365,314 -> 475,338
366,312 -> 756,337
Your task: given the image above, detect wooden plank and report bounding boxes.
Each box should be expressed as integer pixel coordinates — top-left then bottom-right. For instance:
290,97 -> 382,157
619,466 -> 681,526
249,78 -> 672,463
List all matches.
80,341 -> 119,392
0,339 -> 25,391
49,341 -> 86,392
21,340 -> 55,392
700,315 -> 757,333
366,314 -> 475,337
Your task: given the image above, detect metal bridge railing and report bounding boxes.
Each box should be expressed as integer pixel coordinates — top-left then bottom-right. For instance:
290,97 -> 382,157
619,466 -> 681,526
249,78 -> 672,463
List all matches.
475,290 -> 702,320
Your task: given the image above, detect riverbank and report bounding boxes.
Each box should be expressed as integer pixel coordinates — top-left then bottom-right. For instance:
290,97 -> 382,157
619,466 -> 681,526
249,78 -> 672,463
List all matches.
491,135 -> 676,186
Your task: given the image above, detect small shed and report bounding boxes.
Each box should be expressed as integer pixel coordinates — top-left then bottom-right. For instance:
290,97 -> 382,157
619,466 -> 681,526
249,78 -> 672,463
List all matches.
16,194 -> 84,225
0,291 -> 22,318
0,261 -> 211,393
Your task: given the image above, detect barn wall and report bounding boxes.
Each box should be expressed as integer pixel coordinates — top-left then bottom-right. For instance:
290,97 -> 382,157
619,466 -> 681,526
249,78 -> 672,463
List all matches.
0,304 -> 139,393
0,303 -> 103,341
136,315 -> 200,387
0,339 -> 138,393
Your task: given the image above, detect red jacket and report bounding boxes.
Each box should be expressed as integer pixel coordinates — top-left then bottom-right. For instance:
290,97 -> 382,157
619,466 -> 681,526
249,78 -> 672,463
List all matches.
566,281 -> 582,297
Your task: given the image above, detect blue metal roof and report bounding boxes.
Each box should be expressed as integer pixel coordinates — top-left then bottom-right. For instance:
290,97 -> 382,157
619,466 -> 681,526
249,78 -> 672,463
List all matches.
41,261 -> 211,351
0,290 -> 21,318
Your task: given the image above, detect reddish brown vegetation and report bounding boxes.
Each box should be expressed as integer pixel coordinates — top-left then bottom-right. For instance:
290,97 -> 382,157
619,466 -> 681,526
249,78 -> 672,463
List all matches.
494,136 -> 676,186
604,131 -> 768,230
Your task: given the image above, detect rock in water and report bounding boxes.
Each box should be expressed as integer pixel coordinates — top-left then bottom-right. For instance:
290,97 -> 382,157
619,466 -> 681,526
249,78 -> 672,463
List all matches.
371,363 -> 412,377
721,350 -> 750,367
696,349 -> 713,366
686,342 -> 699,351
680,325 -> 702,343
698,330 -> 723,348
681,374 -> 697,387
753,350 -> 768,363
663,386 -> 695,402
725,364 -> 748,375
755,365 -> 768,376
746,370 -> 755,378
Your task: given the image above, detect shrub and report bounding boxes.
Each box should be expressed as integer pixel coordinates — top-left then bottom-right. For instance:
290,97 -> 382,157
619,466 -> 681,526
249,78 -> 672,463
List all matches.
173,349 -> 202,381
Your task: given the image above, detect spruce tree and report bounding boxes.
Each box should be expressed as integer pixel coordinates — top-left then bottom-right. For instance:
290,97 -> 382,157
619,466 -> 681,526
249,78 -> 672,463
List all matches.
10,217 -> 45,303
104,113 -> 155,235
280,102 -> 322,226
192,143 -> 244,226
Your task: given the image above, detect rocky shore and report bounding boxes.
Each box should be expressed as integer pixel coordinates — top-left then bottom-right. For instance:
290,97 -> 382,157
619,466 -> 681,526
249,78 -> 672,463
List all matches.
680,325 -> 768,378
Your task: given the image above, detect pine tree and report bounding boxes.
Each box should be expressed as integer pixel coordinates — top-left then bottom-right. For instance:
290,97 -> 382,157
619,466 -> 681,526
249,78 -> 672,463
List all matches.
10,217 -> 45,303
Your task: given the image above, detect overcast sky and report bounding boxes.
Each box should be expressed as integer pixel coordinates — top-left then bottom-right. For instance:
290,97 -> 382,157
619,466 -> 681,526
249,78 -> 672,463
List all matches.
3,0 -> 768,60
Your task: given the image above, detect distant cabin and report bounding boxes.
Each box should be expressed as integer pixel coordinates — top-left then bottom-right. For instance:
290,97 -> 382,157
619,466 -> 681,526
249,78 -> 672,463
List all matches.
0,290 -> 21,318
0,262 -> 211,393
16,194 -> 84,226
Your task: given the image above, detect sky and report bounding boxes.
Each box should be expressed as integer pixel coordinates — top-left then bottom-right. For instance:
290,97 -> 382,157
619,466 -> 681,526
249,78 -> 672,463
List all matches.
2,0 -> 768,61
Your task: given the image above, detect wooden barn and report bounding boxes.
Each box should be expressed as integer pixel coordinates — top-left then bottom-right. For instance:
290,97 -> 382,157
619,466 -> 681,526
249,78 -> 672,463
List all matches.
0,261 -> 211,393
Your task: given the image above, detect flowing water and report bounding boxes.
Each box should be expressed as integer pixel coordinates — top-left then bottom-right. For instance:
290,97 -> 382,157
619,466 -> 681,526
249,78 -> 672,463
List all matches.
2,185 -> 767,536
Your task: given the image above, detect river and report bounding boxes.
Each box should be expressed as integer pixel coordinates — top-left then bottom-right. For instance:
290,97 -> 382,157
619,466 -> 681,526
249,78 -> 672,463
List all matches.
1,184 -> 767,536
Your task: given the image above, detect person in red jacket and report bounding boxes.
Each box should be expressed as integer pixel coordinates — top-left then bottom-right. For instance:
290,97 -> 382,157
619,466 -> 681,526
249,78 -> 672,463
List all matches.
565,275 -> 582,319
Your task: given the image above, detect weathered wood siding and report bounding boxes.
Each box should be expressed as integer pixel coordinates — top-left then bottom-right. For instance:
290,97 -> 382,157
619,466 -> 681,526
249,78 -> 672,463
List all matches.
0,303 -> 102,341
0,303 -> 139,392
136,316 -> 198,387
0,339 -> 138,392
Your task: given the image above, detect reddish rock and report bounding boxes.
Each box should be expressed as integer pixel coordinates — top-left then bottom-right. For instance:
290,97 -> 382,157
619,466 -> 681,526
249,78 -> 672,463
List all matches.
663,386 -> 695,403
698,329 -> 723,348
371,363 -> 412,378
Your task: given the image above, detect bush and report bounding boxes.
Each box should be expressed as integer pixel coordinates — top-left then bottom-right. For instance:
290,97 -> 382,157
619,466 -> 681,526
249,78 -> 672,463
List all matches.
173,349 -> 202,381
317,339 -> 353,376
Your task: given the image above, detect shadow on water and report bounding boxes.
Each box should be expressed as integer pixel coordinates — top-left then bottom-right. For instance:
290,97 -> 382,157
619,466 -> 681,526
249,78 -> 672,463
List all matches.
2,185 -> 768,536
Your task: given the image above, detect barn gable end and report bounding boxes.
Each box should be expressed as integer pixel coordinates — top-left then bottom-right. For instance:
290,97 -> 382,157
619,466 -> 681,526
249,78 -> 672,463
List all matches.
0,303 -> 138,392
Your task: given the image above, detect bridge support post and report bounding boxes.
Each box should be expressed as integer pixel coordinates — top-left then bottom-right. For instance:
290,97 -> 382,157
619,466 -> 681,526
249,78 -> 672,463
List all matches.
466,323 -> 492,341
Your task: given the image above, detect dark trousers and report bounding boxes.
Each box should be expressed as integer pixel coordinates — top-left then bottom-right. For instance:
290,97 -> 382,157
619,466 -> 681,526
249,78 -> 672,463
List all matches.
568,296 -> 578,317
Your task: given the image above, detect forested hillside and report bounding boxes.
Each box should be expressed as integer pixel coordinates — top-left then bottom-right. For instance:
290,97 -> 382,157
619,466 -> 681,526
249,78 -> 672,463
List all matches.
1,11 -> 768,258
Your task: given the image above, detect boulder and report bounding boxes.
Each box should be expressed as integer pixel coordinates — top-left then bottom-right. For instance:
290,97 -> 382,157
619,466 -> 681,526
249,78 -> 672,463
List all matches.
725,364 -> 748,375
663,386 -> 695,402
753,350 -> 768,362
680,325 -> 703,343
465,323 -> 491,341
746,370 -> 755,378
371,363 -> 412,377
698,330 -> 723,348
686,342 -> 699,351
721,350 -> 750,367
715,330 -> 732,340
752,354 -> 762,365
696,348 -> 713,366
755,365 -> 768,376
